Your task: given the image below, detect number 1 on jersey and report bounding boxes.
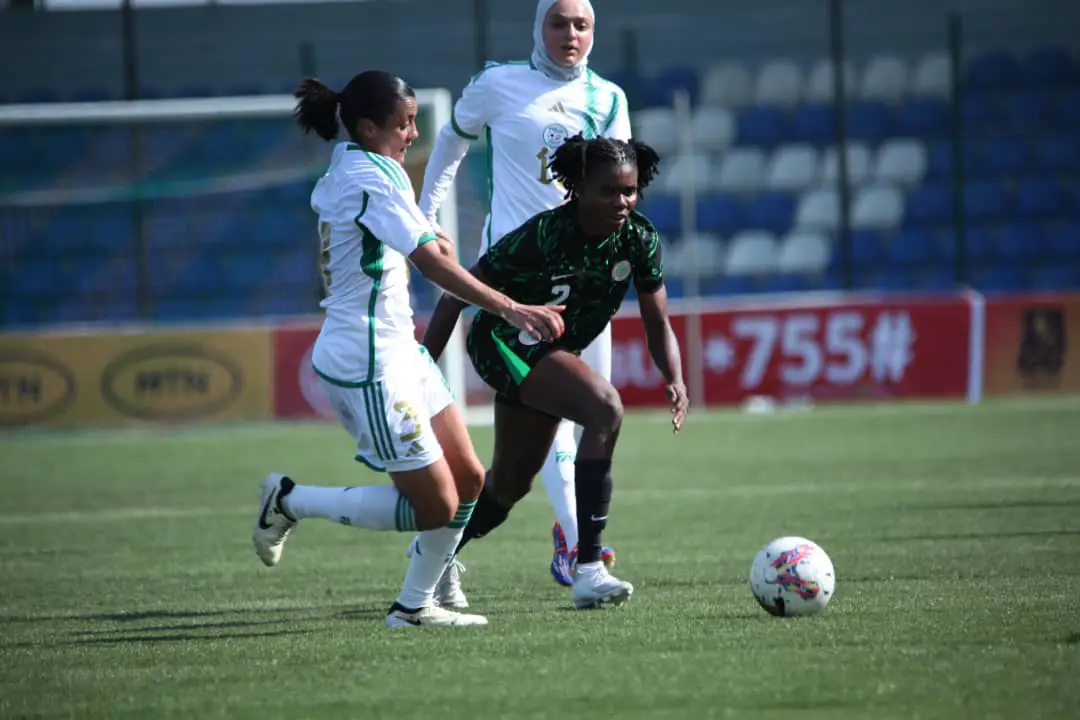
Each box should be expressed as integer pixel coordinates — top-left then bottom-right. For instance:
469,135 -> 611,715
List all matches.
536,148 -> 553,185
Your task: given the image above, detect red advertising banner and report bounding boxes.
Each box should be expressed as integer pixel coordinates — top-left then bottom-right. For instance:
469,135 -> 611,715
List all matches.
609,295 -> 975,407
983,292 -> 1080,396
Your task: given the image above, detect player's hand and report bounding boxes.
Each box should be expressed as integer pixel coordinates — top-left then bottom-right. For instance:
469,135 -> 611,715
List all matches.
504,302 -> 565,343
666,381 -> 689,434
434,229 -> 456,257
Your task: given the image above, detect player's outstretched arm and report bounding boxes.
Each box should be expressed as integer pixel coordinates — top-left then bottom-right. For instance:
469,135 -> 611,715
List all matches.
638,285 -> 689,432
421,261 -> 489,361
410,242 -> 564,343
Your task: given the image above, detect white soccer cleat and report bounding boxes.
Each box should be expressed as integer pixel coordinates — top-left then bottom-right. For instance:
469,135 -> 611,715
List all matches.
385,602 -> 488,628
572,562 -> 633,609
435,559 -> 470,609
252,473 -> 297,567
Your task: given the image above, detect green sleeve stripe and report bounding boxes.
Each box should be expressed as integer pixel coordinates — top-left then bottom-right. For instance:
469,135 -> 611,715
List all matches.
602,91 -> 621,136
364,150 -> 409,191
451,109 -> 479,141
417,232 -> 436,247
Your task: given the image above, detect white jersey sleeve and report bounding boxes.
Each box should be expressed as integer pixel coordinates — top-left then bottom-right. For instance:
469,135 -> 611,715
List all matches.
358,179 -> 437,257
450,65 -> 497,141
602,86 -> 632,141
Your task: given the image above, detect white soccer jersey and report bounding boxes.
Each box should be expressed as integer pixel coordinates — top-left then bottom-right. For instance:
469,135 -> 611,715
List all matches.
310,143 -> 436,385
450,61 -> 631,259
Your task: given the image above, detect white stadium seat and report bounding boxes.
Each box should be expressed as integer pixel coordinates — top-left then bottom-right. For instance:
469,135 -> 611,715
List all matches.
691,106 -> 736,150
820,143 -> 872,186
851,184 -> 904,230
860,55 -> 909,101
755,59 -> 803,106
632,108 -> 677,155
804,59 -> 856,103
726,231 -> 780,276
660,154 -> 712,194
765,144 -> 820,191
874,138 -> 928,185
911,53 -> 952,98
701,62 -> 753,108
715,148 -> 766,193
667,233 -> 727,277
795,188 -> 841,231
777,230 -> 832,274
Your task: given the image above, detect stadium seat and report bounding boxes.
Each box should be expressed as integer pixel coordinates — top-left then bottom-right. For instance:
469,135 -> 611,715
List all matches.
666,233 -> 726,278
982,135 -> 1033,174
1015,178 -> 1064,219
874,139 -> 928,186
860,56 -> 909,102
700,62 -> 753,108
1005,92 -> 1052,130
852,184 -> 904,230
646,66 -> 700,108
725,231 -> 779,275
690,106 -> 736,150
73,87 -> 113,103
971,266 -> 1029,292
696,194 -> 744,235
776,230 -> 831,274
895,98 -> 949,137
962,226 -> 998,264
911,53 -> 952,97
905,184 -> 952,228
820,143 -> 872,186
795,188 -> 840,231
1034,133 -> 1080,172
887,229 -> 940,265
792,104 -> 834,144
846,100 -> 893,142
659,154 -> 712,194
754,60 -> 803,106
1047,222 -> 1080,259
632,109 -> 678,155
1033,265 -> 1080,290
79,259 -> 138,296
764,144 -> 819,191
967,50 -> 1021,91
639,194 -> 681,236
964,182 -> 1011,223
803,59 -> 855,104
963,95 -> 1004,131
996,224 -> 1047,262
715,148 -> 766,192
851,230 -> 888,269
1023,47 -> 1078,87
744,192 -> 796,233
761,274 -> 814,293
737,105 -> 789,146
1057,88 -> 1080,127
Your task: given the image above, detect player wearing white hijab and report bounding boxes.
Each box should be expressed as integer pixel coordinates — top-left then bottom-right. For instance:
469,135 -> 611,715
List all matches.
418,0 -> 632,607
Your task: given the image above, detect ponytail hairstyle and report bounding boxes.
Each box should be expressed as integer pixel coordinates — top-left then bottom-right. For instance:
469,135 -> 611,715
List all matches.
293,71 -> 416,144
548,134 -> 662,199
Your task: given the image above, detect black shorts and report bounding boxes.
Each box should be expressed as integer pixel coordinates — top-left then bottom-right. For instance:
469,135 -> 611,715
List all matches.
466,322 -> 561,406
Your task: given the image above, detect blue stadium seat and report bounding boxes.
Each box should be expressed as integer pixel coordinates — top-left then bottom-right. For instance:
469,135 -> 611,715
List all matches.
964,182 -> 1010,223
79,259 -> 138,295
72,87 -> 113,103
13,259 -> 66,297
145,213 -> 190,249
706,276 -> 756,296
791,104 -> 833,144
1005,92 -> 1052,130
639,194 -> 680,236
175,255 -> 230,293
93,211 -> 135,252
1047,222 -> 1080,259
996,224 -> 1047,262
1058,89 -> 1080,127
761,274 -> 812,293
744,192 -> 794,233
1015,178 -> 1064,219
1034,133 -> 1080,172
971,265 -> 1029,292
230,252 -> 279,291
982,135 -> 1032,174
737,106 -> 789,146
960,226 -> 998,264
1073,186 -> 1080,218
152,298 -> 202,321
644,66 -> 700,108
846,101 -> 892,142
925,267 -> 957,291
895,99 -> 949,137
962,95 -> 1004,131
876,269 -> 920,292
663,277 -> 685,298
905,184 -> 952,227
1033,265 -> 1080,290
17,88 -> 59,103
887,229 -> 939,265
270,181 -> 312,205
278,249 -> 318,286
696,194 -> 743,235
967,50 -> 1021,90
849,230 -> 886,269
1023,47 -> 1078,87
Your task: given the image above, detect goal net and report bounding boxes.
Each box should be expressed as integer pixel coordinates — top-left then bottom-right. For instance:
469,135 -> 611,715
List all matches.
0,90 -> 496,422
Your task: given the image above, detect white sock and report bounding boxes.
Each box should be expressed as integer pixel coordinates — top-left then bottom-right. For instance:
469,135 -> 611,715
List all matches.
396,501 -> 475,609
281,484 -> 418,532
541,419 -> 579,551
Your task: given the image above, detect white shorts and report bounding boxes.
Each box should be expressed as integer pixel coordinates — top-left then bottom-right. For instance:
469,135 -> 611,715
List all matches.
318,347 -> 454,473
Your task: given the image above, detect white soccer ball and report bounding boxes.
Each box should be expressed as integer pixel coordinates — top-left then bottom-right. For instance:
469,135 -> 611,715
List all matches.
749,536 -> 835,617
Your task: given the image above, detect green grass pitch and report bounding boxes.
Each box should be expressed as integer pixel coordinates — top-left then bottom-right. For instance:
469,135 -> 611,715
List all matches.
2,397 -> 1079,719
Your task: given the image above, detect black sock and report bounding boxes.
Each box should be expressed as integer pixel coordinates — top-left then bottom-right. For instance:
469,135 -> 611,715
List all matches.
454,478 -> 511,555
575,458 -> 613,565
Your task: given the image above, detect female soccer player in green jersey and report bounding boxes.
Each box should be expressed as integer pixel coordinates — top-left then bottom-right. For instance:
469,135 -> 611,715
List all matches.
419,0 -> 631,594
422,134 -> 689,609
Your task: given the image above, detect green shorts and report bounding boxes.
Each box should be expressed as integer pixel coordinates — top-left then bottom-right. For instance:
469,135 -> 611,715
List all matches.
466,321 -> 559,406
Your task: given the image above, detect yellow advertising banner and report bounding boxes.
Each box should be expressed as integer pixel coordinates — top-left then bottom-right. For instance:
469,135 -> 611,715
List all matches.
983,293 -> 1080,396
0,327 -> 273,428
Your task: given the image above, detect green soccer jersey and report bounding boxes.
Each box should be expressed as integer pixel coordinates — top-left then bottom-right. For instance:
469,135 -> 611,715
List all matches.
472,201 -> 664,356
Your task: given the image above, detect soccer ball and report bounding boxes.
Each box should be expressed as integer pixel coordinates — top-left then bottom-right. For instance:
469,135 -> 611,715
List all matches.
749,536 -> 835,617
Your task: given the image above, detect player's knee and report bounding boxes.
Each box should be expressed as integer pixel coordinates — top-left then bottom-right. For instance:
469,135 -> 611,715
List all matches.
414,486 -> 458,530
587,384 -> 624,439
487,466 -> 532,506
456,460 -> 486,502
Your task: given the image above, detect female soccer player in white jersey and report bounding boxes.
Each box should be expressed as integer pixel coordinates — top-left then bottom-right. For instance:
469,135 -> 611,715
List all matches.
251,70 -> 565,628
419,0 -> 632,593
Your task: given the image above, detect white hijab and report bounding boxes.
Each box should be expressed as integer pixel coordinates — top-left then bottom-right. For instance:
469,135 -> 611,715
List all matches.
530,0 -> 595,82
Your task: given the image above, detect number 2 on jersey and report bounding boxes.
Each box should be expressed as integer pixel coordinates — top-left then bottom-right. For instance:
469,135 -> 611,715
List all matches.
548,284 -> 570,306
318,221 -> 332,292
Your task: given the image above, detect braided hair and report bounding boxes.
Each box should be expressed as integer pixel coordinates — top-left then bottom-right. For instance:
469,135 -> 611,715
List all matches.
548,134 -> 661,199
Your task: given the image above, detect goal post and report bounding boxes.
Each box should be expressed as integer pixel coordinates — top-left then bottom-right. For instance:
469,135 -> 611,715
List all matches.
0,89 -> 493,424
